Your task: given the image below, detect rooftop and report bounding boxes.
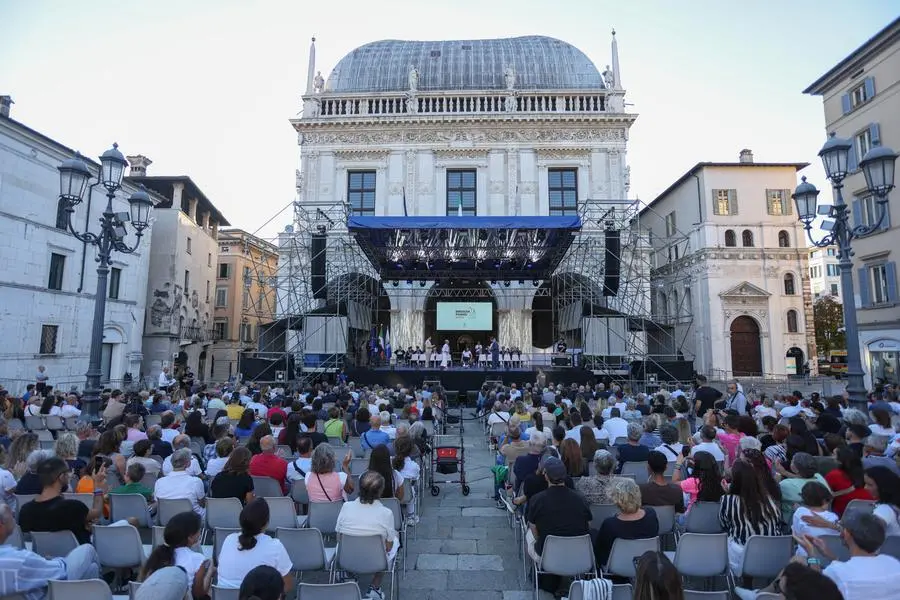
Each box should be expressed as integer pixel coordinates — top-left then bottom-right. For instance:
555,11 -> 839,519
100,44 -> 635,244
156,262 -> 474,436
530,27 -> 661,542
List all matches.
126,175 -> 230,226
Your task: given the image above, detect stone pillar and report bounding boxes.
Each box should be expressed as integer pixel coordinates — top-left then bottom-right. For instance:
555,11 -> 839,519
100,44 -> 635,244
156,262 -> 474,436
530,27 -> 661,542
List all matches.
172,181 -> 185,210
199,211 -> 210,229
384,282 -> 433,350
188,198 -> 198,222
210,220 -> 219,240
492,282 -> 538,351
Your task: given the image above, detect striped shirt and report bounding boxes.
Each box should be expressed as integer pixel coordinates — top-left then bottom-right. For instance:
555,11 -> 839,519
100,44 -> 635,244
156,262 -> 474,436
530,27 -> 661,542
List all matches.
0,545 -> 67,600
719,494 -> 782,545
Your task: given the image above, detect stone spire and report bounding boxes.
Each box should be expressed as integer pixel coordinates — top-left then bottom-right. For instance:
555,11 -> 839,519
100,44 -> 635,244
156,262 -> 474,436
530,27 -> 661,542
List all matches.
305,37 -> 317,95
611,28 -> 622,90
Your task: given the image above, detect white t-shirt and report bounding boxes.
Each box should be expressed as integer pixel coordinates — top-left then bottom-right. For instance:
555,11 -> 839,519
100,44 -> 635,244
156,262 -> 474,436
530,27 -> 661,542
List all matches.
779,405 -> 812,419
60,405 -> 81,418
869,424 -> 896,438
524,426 -> 550,439
873,503 -> 900,536
592,427 -> 610,441
162,455 -> 202,477
791,507 -> 839,556
398,457 -> 420,481
335,499 -> 398,547
690,441 -> 725,462
654,442 -> 684,462
823,554 -> 900,600
247,401 -> 268,420
204,457 -> 228,478
602,417 -> 629,442
153,471 -> 206,517
286,457 -> 312,484
161,428 -> 179,445
487,412 -> 511,426
174,546 -> 206,582
563,427 -> 583,445
216,533 -> 292,589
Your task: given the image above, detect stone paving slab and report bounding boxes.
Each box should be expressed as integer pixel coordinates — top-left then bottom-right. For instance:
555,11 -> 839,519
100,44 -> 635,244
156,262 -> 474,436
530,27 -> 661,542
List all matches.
447,569 -> 524,591
441,539 -> 478,553
451,527 -> 490,540
458,554 -> 504,571
417,553 -> 461,570
462,507 -> 508,517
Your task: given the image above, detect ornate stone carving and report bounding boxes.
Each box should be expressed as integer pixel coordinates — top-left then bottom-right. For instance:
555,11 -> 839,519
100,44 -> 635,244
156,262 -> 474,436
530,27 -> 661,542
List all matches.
313,71 -> 325,93
508,148 -> 519,214
333,150 -> 390,161
405,150 -> 416,213
504,66 -> 516,90
434,149 -> 489,161
295,169 -> 303,193
408,66 -> 419,91
389,183 -> 403,194
535,149 -> 591,161
521,181 -> 537,194
298,127 -> 627,146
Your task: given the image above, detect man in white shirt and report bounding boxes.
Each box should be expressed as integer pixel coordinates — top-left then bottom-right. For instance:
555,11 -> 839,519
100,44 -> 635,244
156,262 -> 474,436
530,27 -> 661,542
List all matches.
238,387 -> 252,406
690,425 -> 726,462
379,411 -> 397,439
796,512 -> 900,600
509,384 -> 521,401
246,396 -> 268,420
723,381 -> 747,414
335,471 -> 398,600
60,395 -> 82,418
162,435 -> 202,477
487,402 -> 511,426
159,412 -> 180,445
601,408 -> 629,442
157,367 -> 174,390
779,395 -> 814,420
154,449 -> 206,518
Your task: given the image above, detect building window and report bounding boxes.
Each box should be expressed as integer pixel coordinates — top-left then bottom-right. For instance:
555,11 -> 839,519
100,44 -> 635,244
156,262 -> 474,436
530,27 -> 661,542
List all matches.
348,170 -> 376,216
870,264 -> 891,305
55,198 -> 69,230
243,266 -> 251,282
787,309 -> 799,333
39,324 -> 58,355
548,168 -> 578,216
240,322 -> 254,343
48,253 -> 65,290
205,280 -> 210,303
827,248 -> 836,256
855,128 -> 873,169
742,230 -> 754,247
208,253 -> 212,267
109,267 -> 122,300
827,264 -> 840,277
784,273 -> 796,295
712,189 -> 737,215
447,169 -> 477,216
218,263 -> 230,279
778,230 -> 790,248
665,212 -> 676,236
184,270 -> 190,295
213,320 -> 228,341
766,189 -> 791,216
724,230 -> 736,247
220,245 -> 230,253
186,237 -> 192,254
830,283 -> 839,296
242,289 -> 250,310
215,287 -> 227,307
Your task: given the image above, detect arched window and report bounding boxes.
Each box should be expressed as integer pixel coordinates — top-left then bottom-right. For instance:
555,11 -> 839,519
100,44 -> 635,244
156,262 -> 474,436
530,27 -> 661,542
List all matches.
725,230 -> 736,247
742,229 -> 754,247
787,309 -> 799,333
778,230 -> 790,248
784,273 -> 796,295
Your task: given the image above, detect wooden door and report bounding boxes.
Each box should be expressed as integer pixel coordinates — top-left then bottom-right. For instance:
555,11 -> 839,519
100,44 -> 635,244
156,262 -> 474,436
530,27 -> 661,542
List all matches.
730,316 -> 762,376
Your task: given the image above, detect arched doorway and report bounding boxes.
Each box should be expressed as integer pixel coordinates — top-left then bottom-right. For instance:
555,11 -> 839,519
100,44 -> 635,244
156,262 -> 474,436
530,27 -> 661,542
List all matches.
730,316 -> 762,376
786,347 -> 805,376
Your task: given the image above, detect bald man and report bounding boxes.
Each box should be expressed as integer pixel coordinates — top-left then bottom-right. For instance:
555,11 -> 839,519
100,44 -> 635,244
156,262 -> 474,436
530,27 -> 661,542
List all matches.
249,435 -> 288,493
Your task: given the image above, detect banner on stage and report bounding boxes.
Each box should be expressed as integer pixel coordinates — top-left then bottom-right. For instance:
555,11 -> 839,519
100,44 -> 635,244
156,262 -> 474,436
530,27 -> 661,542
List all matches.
436,302 -> 493,331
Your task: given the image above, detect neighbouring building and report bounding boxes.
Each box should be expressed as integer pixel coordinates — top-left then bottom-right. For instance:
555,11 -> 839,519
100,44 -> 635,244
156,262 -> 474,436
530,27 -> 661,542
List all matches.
126,160 -> 229,385
0,99 -> 155,393
808,246 -> 843,302
804,17 -> 900,389
211,229 -> 278,382
638,150 -> 816,378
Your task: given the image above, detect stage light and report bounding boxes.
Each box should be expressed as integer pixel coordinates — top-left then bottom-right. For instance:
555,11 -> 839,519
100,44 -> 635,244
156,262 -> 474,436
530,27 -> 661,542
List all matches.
490,280 -> 496,285
532,280 -> 540,286
406,280 -> 412,285
392,280 -> 399,287
518,280 -> 524,286
419,281 -> 426,287
503,281 -> 511,287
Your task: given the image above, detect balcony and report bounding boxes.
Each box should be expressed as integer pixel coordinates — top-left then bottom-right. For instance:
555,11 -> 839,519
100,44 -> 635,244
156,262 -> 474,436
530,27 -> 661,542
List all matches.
179,325 -> 216,343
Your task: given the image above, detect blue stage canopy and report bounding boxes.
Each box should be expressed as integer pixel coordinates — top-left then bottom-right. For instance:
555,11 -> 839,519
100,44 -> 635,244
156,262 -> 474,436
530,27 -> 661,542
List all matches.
347,215 -> 582,281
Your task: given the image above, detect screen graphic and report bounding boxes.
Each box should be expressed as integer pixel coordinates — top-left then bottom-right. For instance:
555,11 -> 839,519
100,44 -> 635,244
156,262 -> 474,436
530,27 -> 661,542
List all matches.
436,302 -> 493,331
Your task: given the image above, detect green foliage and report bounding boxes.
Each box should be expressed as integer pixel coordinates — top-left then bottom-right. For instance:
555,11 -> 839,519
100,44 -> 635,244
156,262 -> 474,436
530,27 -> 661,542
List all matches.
814,296 -> 845,355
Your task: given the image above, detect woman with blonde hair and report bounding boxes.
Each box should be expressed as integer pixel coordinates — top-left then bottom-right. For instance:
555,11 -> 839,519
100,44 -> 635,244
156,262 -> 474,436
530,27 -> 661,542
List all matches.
6,432 -> 37,479
593,478 -> 659,567
54,432 -> 87,475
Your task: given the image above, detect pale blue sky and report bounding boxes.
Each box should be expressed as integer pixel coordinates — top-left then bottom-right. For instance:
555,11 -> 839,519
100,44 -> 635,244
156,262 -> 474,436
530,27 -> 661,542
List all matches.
1,1 -> 897,238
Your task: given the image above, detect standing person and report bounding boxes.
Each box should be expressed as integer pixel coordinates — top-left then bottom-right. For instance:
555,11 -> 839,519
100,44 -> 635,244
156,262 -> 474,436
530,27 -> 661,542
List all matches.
693,376 -> 723,419
490,337 -> 500,369
34,365 -> 49,396
440,340 -> 450,370
723,381 -> 747,414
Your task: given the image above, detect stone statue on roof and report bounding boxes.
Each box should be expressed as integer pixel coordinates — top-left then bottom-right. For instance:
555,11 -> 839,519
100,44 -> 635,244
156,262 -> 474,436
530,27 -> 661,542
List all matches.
313,71 -> 325,93
408,65 -> 419,91
504,66 -> 516,90
603,64 -> 615,88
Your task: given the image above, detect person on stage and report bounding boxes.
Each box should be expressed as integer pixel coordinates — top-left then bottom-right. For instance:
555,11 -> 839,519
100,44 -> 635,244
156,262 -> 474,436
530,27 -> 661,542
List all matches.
490,337 -> 500,369
440,340 -> 451,370
474,341 -> 483,360
556,338 -> 568,354
424,337 -> 434,368
461,347 -> 472,368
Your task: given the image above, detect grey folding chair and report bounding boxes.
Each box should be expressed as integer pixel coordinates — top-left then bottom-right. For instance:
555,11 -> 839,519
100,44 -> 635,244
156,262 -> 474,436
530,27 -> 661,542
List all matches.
880,535 -> 900,560
605,537 -> 659,578
651,505 -> 677,537
252,475 -> 284,497
349,459 -> 368,476
534,535 -> 597,600
128,581 -> 141,600
264,496 -> 306,531
296,582 -> 362,600
589,503 -> 619,528
211,586 -> 240,600
308,501 -> 344,538
332,534 -> 396,600
62,493 -> 93,510
663,533 -> 728,582
567,581 -> 632,600
205,497 -> 243,530
683,502 -> 723,534
683,591 -> 731,600
738,535 -> 793,588
92,524 -> 146,589
346,475 -> 360,502
347,438 -> 365,458
276,527 -> 336,577
381,497 -> 407,572
277,445 -> 294,458
25,416 -> 46,430
31,531 -> 79,558
13,494 -> 36,520
48,579 -> 113,600
157,498 -> 194,525
139,472 -> 158,490
214,528 -> 241,565
819,535 -> 850,566
291,479 -> 309,514
7,525 -> 24,550
620,462 -> 649,482
44,415 -> 64,432
110,493 -> 153,528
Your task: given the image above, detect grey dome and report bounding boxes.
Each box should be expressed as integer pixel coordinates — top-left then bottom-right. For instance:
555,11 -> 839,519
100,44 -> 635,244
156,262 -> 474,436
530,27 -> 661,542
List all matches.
324,35 -> 605,93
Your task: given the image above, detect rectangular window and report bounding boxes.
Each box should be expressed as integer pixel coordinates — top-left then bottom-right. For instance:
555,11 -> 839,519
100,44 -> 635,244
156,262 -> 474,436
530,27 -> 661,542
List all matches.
208,253 -> 212,267
766,189 -> 791,216
712,189 -> 737,215
447,169 -> 477,216
548,168 -> 578,216
109,267 -> 122,300
215,287 -> 227,307
871,264 -> 889,304
184,270 -> 190,295
213,320 -> 228,341
827,248 -> 836,256
55,199 -> 69,230
218,263 -> 230,279
243,266 -> 251,281
186,237 -> 192,254
827,264 -> 840,277
665,212 -> 676,236
348,171 -> 376,216
242,289 -> 250,310
39,325 -> 58,355
856,128 -> 873,167
48,253 -> 65,290
205,280 -> 210,303
240,322 -> 254,343
830,283 -> 839,296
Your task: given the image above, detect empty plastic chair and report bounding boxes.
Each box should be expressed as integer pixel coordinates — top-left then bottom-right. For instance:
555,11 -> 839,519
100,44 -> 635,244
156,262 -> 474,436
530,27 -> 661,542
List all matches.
109,493 -> 152,528
157,498 -> 194,526
349,459 -> 368,476
347,438 -> 365,458
48,579 -> 112,600
739,535 -> 793,583
44,415 -> 64,432
24,416 -> 46,430
276,527 -> 335,575
205,497 -> 243,530
296,582 -> 362,600
880,535 -> 900,560
92,524 -> 146,589
589,504 -> 619,528
31,531 -> 79,558
534,534 -> 597,599
663,533 -> 728,579
652,505 -> 677,537
332,534 -> 396,600
291,479 -> 309,513
308,501 -> 344,537
620,462 -> 649,482
251,476 -> 284,498
606,537 -> 659,577
683,591 -> 731,600
264,497 -> 306,531
684,502 -> 723,534
211,585 -> 240,600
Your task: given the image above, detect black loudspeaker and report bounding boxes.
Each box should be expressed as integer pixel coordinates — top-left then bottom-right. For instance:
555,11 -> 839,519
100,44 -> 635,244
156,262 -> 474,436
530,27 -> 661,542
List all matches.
311,234 -> 326,299
603,229 -> 621,296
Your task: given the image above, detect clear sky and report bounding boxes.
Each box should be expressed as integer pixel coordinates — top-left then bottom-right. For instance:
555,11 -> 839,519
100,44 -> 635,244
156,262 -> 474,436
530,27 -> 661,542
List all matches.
1,0 -> 897,240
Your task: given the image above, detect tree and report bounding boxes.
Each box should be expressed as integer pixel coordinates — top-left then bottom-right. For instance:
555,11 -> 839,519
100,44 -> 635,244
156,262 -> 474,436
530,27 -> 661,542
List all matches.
814,296 -> 845,355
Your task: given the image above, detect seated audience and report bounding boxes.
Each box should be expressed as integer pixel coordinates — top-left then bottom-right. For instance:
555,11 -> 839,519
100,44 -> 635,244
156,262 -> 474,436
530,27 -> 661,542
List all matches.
512,432 -> 546,496
305,443 -> 353,502
653,425 -> 683,462
575,449 -> 617,504
238,565 -> 284,600
154,449 -> 206,518
216,499 -> 293,590
285,437 -> 313,486
368,445 -> 404,500
720,460 -> 781,578
147,425 -> 173,459
162,435 -> 202,477
249,435 -> 288,493
614,422 -> 651,472
110,462 -> 155,502
210,446 -> 256,505
594,478 -> 659,569
673,450 -> 724,513
691,425 -> 726,462
780,452 -> 830,523
205,437 -> 234,479
633,550 -> 684,600
360,415 -> 391,451
640,450 -> 685,512
140,511 -> 211,598
791,481 -> 839,556
825,446 -> 873,516
127,439 -> 162,477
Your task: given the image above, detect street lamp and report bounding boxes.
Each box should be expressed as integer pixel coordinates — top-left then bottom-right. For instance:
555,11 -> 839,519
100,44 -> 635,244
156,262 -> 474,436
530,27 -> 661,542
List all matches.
57,144 -> 154,421
793,135 -> 898,411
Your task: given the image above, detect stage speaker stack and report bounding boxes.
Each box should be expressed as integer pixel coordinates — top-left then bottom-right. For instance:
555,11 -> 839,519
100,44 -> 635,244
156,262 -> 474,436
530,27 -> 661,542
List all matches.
603,229 -> 621,297
311,233 -> 327,299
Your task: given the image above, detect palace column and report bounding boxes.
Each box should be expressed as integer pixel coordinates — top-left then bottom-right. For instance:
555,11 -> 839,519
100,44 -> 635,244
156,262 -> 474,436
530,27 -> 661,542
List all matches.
384,281 -> 433,350
491,282 -> 539,351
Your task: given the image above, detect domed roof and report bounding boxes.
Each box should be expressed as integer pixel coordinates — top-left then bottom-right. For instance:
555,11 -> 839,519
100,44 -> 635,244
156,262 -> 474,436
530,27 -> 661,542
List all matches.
324,35 -> 605,93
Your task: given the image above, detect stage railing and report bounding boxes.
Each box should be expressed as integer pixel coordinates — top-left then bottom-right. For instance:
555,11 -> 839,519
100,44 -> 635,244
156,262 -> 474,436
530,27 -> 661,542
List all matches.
386,350 -> 577,369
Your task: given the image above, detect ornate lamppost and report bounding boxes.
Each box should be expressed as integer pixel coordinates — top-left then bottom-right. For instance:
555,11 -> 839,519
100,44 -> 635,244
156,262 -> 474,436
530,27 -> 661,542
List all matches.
57,144 -> 154,420
792,136 -> 897,410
